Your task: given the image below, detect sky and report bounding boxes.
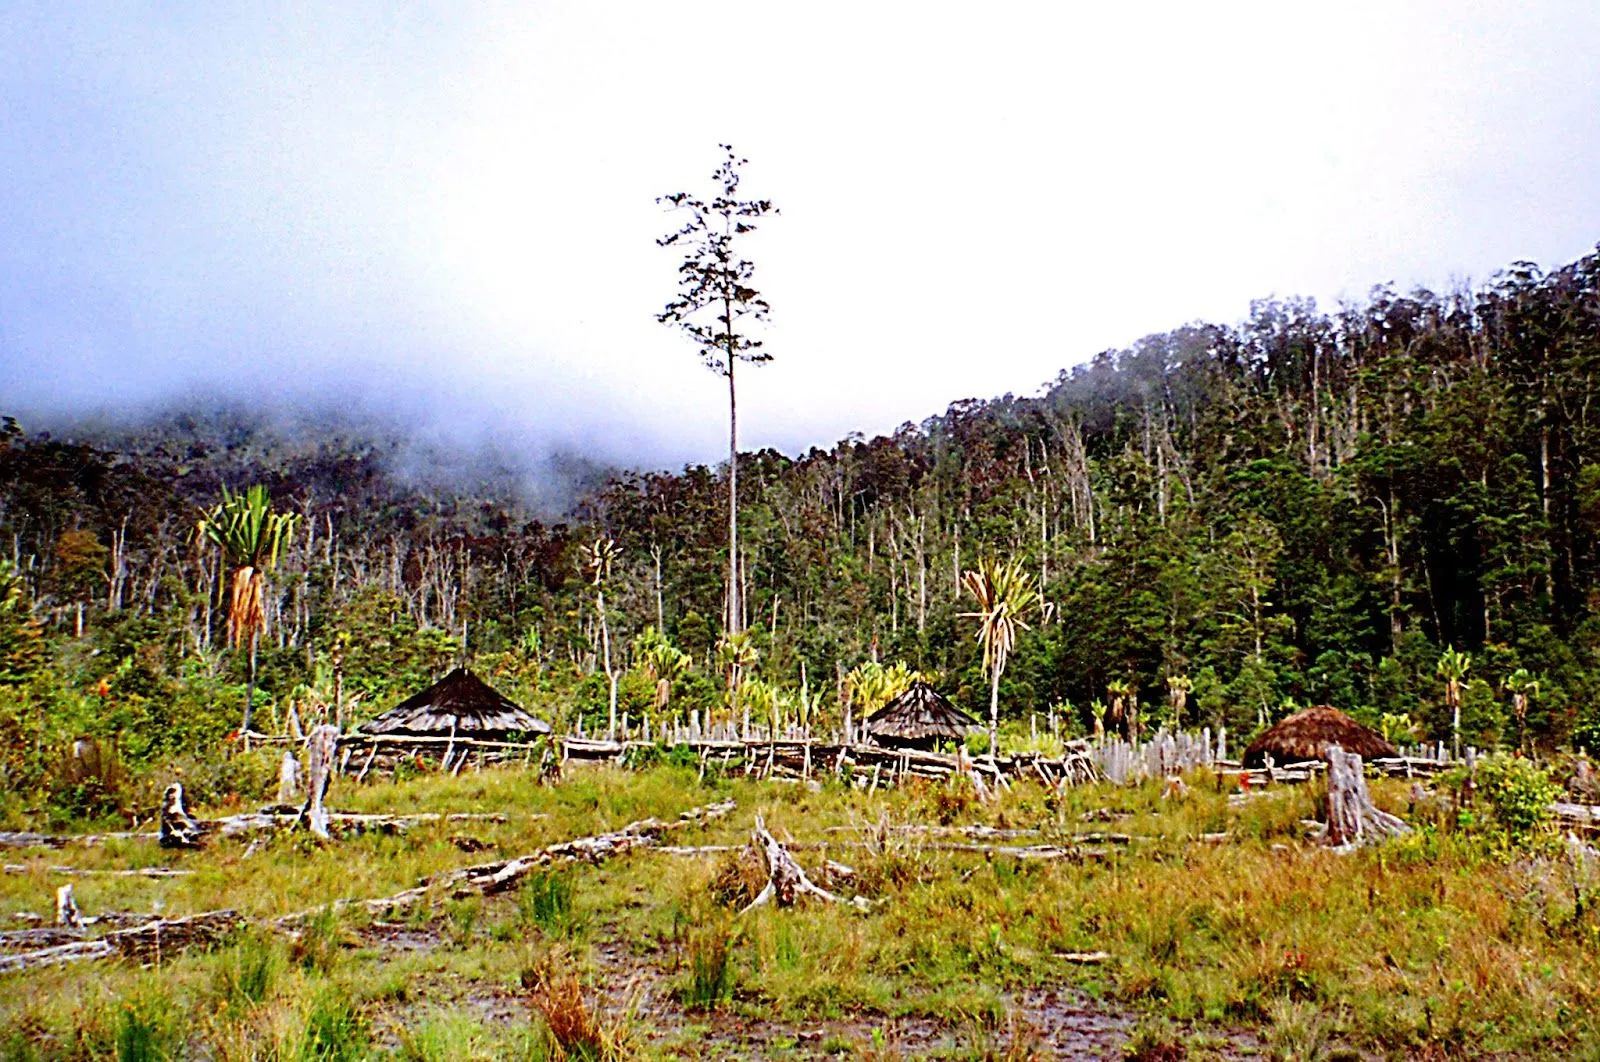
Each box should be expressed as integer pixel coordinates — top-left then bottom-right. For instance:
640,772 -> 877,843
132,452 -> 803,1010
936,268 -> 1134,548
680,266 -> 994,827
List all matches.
3,2 -> 1599,471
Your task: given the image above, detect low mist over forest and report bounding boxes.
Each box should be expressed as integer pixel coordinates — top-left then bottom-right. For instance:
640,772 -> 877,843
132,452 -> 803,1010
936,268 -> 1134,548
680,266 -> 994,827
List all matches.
4,243 -> 1600,800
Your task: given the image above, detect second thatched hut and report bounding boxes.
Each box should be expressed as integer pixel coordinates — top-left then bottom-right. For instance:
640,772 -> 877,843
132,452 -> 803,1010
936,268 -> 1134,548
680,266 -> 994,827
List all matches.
864,681 -> 980,751
1243,705 -> 1396,768
358,667 -> 550,741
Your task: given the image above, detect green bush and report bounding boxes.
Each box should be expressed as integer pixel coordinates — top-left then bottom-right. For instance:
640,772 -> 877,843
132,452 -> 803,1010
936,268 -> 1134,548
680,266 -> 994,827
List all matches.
162,747 -> 282,810
1454,754 -> 1562,851
46,738 -> 131,825
680,917 -> 738,1009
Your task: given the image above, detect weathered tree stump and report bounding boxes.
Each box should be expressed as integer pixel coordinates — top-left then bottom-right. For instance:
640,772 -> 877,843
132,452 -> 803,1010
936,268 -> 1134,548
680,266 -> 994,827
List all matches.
55,884 -> 81,928
299,725 -> 339,839
741,815 -> 869,914
159,783 -> 205,849
1324,745 -> 1410,849
276,751 -> 301,803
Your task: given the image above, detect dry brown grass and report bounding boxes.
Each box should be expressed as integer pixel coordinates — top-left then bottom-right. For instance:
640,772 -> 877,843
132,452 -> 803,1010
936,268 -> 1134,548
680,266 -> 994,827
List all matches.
521,946 -> 631,1060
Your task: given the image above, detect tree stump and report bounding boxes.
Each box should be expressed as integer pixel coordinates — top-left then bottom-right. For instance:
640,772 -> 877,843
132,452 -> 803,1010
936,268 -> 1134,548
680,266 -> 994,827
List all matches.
159,783 -> 205,849
299,725 -> 339,839
276,751 -> 301,803
741,815 -> 869,914
55,883 -> 82,928
1324,745 -> 1410,849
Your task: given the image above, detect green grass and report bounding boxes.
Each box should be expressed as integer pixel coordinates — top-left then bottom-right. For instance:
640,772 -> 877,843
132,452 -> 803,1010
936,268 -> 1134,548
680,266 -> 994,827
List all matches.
1,761 -> 1598,1057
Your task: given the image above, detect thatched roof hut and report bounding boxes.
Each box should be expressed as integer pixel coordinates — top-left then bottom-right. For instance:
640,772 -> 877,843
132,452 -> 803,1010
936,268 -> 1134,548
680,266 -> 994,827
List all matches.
1243,705 -> 1395,768
359,667 -> 549,740
865,681 -> 980,750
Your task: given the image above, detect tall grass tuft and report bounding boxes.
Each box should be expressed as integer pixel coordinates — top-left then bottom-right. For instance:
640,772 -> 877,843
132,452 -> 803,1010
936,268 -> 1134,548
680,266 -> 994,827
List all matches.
291,906 -> 345,974
113,1001 -> 169,1062
445,896 -> 481,947
213,930 -> 280,1014
680,917 -> 737,1010
518,869 -> 576,934
298,987 -> 367,1062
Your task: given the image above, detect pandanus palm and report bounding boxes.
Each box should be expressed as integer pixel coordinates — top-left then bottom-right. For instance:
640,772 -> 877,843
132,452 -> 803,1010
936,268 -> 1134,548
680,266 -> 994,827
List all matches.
714,630 -> 759,722
960,558 -> 1050,755
1105,679 -> 1135,742
1436,647 -> 1471,758
1166,674 -> 1192,730
195,485 -> 300,739
637,628 -> 690,718
844,660 -> 922,717
1505,667 -> 1538,753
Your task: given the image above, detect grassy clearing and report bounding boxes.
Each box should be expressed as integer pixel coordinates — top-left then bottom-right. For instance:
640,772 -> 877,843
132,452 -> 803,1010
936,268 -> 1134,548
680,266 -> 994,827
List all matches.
2,762 -> 1598,1057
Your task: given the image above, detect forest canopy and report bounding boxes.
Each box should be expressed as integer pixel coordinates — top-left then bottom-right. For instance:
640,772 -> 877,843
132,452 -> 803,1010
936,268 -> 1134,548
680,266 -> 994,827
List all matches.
4,243 -> 1600,811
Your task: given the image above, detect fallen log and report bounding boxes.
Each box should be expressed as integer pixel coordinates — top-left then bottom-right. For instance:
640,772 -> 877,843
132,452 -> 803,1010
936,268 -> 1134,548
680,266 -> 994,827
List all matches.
1552,803 -> 1600,831
0,800 -> 738,974
0,832 -> 67,850
0,910 -> 243,974
3,864 -> 192,878
212,808 -> 512,840
824,824 -> 1043,840
923,842 -> 1105,860
342,798 -> 738,914
0,830 -> 159,850
0,927 -> 85,951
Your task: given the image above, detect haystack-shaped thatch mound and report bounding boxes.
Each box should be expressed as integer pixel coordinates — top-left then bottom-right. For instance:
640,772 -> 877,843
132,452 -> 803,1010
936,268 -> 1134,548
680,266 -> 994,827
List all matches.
1243,705 -> 1395,768
865,681 -> 980,750
360,667 -> 550,739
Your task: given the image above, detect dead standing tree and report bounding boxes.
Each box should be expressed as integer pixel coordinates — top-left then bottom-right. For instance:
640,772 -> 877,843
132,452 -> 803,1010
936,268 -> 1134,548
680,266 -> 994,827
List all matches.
657,144 -> 778,637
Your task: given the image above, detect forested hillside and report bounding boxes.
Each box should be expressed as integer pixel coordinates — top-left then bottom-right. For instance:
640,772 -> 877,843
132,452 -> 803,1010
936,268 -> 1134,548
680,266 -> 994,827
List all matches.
4,245 -> 1600,811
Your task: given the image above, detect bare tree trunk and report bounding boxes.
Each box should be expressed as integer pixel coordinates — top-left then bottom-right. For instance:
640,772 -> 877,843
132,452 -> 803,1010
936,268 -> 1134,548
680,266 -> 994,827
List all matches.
160,784 -> 204,849
726,352 -> 741,635
597,587 -> 617,738
652,543 -> 665,632
988,664 -> 1002,756
242,629 -> 259,744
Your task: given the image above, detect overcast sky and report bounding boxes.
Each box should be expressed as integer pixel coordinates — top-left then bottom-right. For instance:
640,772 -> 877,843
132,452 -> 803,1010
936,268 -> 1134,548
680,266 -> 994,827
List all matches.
3,2 -> 1599,469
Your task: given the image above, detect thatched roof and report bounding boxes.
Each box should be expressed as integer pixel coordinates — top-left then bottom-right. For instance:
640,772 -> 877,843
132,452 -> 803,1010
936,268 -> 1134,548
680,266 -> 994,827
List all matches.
1243,706 -> 1395,768
865,681 -> 980,744
359,668 -> 550,738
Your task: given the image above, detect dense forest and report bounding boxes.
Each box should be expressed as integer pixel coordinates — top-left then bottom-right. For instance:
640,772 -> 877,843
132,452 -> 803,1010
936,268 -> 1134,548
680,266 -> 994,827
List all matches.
4,244 -> 1600,813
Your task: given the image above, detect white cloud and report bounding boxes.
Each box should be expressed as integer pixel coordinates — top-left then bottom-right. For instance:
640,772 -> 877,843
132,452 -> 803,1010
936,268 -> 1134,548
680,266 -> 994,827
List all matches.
2,1 -> 1598,466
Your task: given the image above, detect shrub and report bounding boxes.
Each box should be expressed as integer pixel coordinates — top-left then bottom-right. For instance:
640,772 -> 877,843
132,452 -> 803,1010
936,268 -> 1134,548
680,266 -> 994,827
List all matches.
1454,754 -> 1562,851
47,738 -> 131,825
113,999 -> 174,1062
708,845 -> 767,910
291,906 -> 346,974
162,747 -> 282,810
